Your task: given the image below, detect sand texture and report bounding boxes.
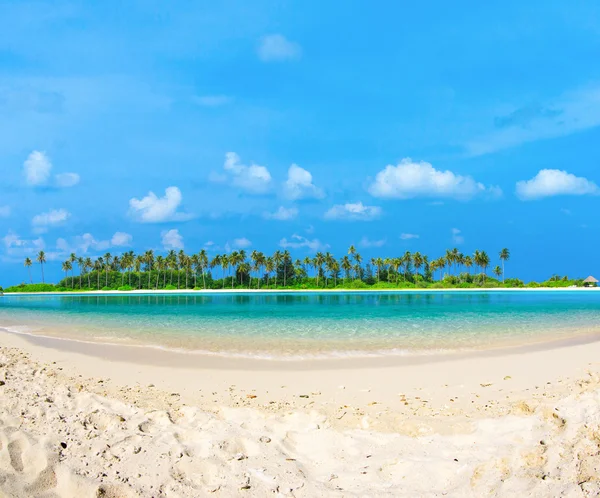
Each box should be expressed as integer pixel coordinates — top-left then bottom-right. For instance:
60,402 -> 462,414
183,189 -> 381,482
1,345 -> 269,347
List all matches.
2,334 -> 600,496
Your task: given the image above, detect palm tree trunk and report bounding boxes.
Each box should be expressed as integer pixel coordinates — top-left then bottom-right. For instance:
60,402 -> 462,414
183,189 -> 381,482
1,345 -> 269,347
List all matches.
202,268 -> 206,289
28,267 -> 32,284
41,263 -> 45,283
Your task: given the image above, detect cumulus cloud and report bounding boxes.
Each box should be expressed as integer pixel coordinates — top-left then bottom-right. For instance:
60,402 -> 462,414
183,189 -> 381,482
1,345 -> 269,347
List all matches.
324,202 -> 382,221
516,169 -> 600,200
368,158 -> 501,200
31,208 -> 70,233
400,233 -> 420,240
162,229 -> 184,250
282,164 -> 323,200
193,95 -> 232,107
55,232 -> 133,255
451,228 -> 464,245
55,172 -> 80,188
23,151 -> 52,186
359,237 -> 386,248
22,151 -> 80,188
129,186 -> 192,223
0,206 -> 10,218
279,234 -> 329,252
1,231 -> 46,262
258,34 -> 302,62
111,232 -> 133,246
214,152 -> 272,194
263,206 -> 299,221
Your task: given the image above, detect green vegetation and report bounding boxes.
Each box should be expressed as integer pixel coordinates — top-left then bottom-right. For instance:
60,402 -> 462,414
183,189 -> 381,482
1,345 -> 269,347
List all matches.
0,246 -> 593,292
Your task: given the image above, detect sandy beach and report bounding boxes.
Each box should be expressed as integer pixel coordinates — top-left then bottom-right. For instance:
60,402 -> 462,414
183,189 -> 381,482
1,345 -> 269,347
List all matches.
2,328 -> 600,496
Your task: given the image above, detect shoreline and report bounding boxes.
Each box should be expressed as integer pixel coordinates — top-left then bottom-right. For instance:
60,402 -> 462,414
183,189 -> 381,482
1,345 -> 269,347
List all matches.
3,326 -> 600,494
2,286 -> 599,296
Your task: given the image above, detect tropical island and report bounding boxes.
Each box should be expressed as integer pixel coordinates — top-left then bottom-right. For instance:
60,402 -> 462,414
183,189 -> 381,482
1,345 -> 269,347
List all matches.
2,246 -> 594,293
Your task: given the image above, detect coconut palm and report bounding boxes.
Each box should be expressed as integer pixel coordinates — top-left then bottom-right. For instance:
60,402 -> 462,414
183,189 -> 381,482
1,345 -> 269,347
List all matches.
198,249 -> 208,289
493,265 -> 502,280
413,252 -> 423,279
94,258 -> 103,289
84,257 -> 93,288
340,255 -> 352,285
24,257 -> 33,284
62,260 -> 72,286
36,250 -> 46,283
499,248 -> 510,283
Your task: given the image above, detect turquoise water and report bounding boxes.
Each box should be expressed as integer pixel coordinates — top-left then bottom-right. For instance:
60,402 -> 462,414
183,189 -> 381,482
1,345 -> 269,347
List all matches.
1,291 -> 600,359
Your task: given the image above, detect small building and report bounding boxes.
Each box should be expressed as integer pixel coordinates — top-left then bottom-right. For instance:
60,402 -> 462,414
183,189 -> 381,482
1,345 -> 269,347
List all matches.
583,276 -> 599,287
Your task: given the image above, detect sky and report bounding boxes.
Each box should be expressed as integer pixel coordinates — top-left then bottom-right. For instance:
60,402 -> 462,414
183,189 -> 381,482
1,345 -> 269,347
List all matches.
1,0 -> 600,286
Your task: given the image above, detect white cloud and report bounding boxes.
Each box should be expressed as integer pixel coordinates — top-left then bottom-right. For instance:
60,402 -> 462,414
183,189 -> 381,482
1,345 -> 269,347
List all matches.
193,95 -> 232,107
466,85 -> 600,156
3,230 -> 27,249
279,234 -> 329,253
111,232 -> 133,247
516,169 -> 599,200
55,172 -> 80,188
282,164 -> 323,200
31,208 -> 70,233
215,152 -> 272,194
368,158 -> 501,200
451,228 -> 464,245
23,150 -> 52,186
232,237 -> 252,249
0,206 -> 10,218
129,186 -> 192,223
359,237 -> 386,248
1,231 -> 46,262
400,233 -> 420,240
161,229 -> 184,250
258,34 -> 302,62
263,206 -> 298,221
324,202 -> 382,221
22,150 -> 80,188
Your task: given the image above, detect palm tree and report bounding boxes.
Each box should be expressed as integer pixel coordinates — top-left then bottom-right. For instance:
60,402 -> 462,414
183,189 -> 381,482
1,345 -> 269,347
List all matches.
198,249 -> 208,289
94,258 -> 103,289
341,255 -> 352,285
155,255 -> 164,289
413,252 -> 423,279
493,265 -> 502,280
36,251 -> 46,283
220,254 -> 229,289
77,257 -> 84,288
84,257 -> 93,288
265,257 -> 275,288
314,252 -> 325,287
272,251 -> 283,287
62,260 -> 72,286
145,250 -> 154,288
24,258 -> 33,284
499,248 -> 510,283
282,250 -> 291,287
103,252 -> 112,288
402,251 -> 412,282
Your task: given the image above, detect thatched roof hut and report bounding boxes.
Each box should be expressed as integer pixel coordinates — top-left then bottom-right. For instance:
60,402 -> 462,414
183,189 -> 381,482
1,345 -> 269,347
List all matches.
583,276 -> 599,287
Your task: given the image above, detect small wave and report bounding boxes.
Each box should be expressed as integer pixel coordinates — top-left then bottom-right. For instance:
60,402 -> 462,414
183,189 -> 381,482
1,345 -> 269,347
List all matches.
0,323 -> 465,361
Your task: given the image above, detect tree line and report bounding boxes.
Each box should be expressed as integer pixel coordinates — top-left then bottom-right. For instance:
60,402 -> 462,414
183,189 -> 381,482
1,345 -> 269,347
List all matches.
20,246 -> 512,290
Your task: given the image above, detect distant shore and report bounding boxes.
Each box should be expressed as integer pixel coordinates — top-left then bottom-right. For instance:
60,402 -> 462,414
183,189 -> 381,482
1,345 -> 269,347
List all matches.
3,286 -> 599,296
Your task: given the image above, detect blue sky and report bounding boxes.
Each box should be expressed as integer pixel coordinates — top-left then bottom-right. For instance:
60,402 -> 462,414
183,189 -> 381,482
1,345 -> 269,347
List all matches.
1,0 -> 600,285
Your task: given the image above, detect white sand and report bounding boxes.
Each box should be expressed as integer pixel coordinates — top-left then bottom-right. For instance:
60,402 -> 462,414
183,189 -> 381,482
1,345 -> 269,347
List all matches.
2,329 -> 600,496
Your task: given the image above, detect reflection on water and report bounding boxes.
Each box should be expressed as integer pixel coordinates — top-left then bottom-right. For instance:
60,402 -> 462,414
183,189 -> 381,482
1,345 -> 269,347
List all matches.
1,291 -> 599,358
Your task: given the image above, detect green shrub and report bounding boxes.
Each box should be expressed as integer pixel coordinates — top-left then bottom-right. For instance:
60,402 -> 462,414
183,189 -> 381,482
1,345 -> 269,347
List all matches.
4,283 -> 57,293
117,285 -> 133,291
101,286 -> 112,291
165,284 -> 178,290
430,282 -> 444,289
348,280 -> 368,289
